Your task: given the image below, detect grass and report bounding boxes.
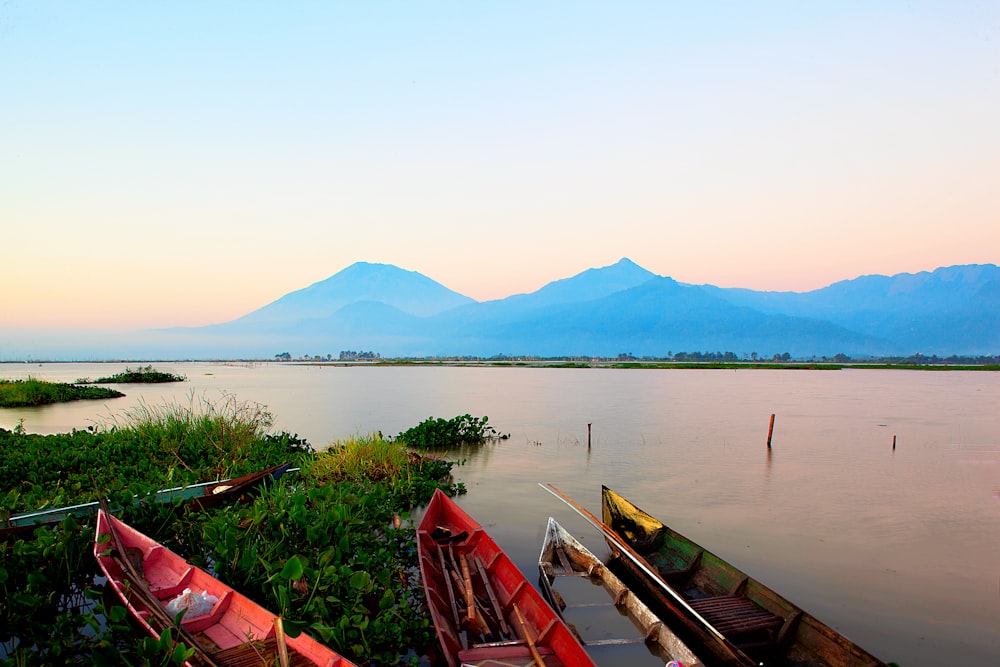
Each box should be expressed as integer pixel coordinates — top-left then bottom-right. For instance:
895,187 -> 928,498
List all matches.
306,432 -> 460,507
0,377 -> 124,407
0,393 -> 309,514
102,393 -> 281,475
308,432 -> 413,483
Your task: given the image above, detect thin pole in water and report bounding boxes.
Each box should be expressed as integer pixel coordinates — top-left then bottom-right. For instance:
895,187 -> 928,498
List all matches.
893,435 -> 896,451
767,413 -> 775,449
588,423 -> 592,449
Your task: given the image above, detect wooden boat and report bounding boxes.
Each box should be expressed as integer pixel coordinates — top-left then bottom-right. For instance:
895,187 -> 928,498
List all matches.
601,485 -> 891,667
95,508 -> 355,667
2,462 -> 292,540
416,489 -> 596,667
538,517 -> 705,667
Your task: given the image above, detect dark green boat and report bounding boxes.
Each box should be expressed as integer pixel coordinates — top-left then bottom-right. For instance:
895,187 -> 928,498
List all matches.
602,485 -> 891,667
1,462 -> 292,540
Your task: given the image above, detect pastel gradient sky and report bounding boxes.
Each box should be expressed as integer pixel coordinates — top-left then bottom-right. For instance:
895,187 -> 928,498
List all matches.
3,2 -> 998,330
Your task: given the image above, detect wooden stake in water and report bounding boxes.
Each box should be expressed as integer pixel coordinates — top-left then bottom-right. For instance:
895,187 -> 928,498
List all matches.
588,423 -> 592,449
767,413 -> 775,449
893,435 -> 896,451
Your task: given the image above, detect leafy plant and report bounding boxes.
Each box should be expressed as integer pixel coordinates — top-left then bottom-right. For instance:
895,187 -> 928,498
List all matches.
76,365 -> 186,384
395,414 -> 502,450
0,403 -> 468,666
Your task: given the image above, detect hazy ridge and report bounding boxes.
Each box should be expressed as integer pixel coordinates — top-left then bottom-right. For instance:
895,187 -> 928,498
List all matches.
3,260 -> 997,360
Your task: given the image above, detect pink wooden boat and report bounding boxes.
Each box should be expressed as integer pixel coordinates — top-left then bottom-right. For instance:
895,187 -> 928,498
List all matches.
94,508 -> 356,667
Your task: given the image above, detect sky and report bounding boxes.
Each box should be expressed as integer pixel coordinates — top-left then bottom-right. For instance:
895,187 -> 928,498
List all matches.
2,1 -> 998,331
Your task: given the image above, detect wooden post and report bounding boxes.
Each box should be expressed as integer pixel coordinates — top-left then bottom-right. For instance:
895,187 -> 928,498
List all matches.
892,435 -> 896,451
767,414 -> 775,449
587,423 -> 592,449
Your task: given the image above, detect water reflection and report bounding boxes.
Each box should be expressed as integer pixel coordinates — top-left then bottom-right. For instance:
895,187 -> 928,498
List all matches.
1,363 -> 998,665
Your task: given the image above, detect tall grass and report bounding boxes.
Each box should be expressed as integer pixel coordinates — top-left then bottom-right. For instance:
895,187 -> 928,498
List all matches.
98,392 -> 297,479
0,392 -> 310,514
308,432 -> 413,483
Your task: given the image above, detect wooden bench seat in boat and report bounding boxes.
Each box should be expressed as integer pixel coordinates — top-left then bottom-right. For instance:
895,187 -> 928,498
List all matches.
688,594 -> 784,636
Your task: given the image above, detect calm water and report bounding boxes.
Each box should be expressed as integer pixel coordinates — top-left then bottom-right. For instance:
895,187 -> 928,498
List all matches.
2,362 -> 998,666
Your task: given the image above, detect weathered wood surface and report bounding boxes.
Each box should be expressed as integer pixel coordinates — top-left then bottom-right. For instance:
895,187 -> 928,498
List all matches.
600,485 -> 891,667
538,516 -> 705,666
416,489 -> 595,667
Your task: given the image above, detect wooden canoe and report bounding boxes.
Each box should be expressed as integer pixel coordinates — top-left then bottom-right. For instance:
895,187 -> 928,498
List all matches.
2,462 -> 292,540
416,489 -> 596,667
94,508 -> 354,667
602,486 -> 891,667
538,517 -> 705,667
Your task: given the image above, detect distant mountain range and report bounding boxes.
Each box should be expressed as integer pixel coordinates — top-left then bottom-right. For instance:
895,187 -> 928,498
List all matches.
158,259 -> 999,359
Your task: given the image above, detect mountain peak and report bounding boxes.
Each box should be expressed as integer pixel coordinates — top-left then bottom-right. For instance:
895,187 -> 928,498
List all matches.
503,258 -> 658,308
225,262 -> 475,328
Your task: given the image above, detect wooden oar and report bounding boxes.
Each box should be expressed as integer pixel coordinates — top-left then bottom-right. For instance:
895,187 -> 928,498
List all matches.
539,484 -> 756,667
97,504 -> 224,667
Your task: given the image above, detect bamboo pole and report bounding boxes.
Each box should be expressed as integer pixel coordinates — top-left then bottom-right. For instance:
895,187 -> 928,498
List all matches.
273,617 -> 290,667
474,556 -> 512,638
436,543 -> 466,648
767,413 -> 775,448
539,484 -> 755,667
512,603 -> 547,667
459,553 -> 476,627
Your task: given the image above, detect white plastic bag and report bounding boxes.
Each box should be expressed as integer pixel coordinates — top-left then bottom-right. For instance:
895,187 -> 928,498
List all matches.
164,587 -> 219,618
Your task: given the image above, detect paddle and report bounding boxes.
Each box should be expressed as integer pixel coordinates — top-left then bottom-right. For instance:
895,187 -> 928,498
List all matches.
539,483 -> 758,667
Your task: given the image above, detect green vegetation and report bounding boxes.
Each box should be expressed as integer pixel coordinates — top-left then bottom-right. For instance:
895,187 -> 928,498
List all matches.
396,414 -> 505,450
0,397 -> 467,666
288,351 -> 1000,370
0,395 -> 306,514
76,365 -> 186,384
0,378 -> 124,408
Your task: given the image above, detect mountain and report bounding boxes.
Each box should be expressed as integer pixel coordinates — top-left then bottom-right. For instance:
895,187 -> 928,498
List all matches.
706,264 -> 1000,355
498,257 -> 657,310
8,259 -> 993,360
424,275 -> 892,358
170,259 -> 998,358
209,261 -> 475,332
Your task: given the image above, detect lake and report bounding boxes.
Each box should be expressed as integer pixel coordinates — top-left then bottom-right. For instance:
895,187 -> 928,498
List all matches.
2,362 -> 998,666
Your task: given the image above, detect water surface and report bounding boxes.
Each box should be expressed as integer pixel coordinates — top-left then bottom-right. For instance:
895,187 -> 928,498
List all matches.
2,362 -> 997,666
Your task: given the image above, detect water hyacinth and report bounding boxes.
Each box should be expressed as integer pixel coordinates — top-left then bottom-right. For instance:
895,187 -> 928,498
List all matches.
1,400 -> 473,666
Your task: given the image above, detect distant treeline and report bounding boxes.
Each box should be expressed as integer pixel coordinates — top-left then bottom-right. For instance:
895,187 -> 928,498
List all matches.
274,350 -> 999,365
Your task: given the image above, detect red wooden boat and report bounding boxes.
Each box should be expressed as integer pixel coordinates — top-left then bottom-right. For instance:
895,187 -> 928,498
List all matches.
416,489 -> 596,667
95,508 -> 356,667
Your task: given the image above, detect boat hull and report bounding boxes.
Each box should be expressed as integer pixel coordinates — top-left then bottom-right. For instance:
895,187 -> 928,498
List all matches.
602,486 -> 890,667
3,462 -> 291,540
416,489 -> 595,667
538,517 -> 705,666
94,508 -> 353,667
